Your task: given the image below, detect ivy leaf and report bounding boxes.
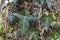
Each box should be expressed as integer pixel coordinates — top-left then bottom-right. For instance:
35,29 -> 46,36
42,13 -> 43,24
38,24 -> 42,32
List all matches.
7,15 -> 18,26
14,13 -> 37,21
44,18 -> 51,31
40,14 -> 50,31
40,14 -> 47,22
48,14 -> 55,21
29,30 -> 39,40
13,13 -> 24,20
18,17 -> 29,36
46,0 -> 53,9
40,14 -> 54,31
37,0 -> 44,5
14,13 -> 37,36
27,15 -> 38,22
45,30 -> 60,40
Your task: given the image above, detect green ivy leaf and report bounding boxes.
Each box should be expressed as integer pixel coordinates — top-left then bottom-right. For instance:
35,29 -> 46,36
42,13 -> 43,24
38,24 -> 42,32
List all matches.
7,15 -> 18,26
14,13 -> 37,36
40,14 -> 50,31
29,31 -> 39,40
44,18 -> 51,31
13,13 -> 24,20
40,14 -> 54,31
14,13 -> 37,21
40,14 -> 47,22
48,14 -> 55,21
45,30 -> 60,40
46,0 -> 53,9
18,17 -> 29,36
37,0 -> 45,5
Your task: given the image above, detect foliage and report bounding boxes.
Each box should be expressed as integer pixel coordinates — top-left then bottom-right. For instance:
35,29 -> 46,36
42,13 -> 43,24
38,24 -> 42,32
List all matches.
7,15 -> 18,26
45,30 -> 60,40
37,0 -> 45,5
29,30 -> 39,40
46,0 -> 53,9
0,0 -> 60,40
40,14 -> 55,31
13,13 -> 37,36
